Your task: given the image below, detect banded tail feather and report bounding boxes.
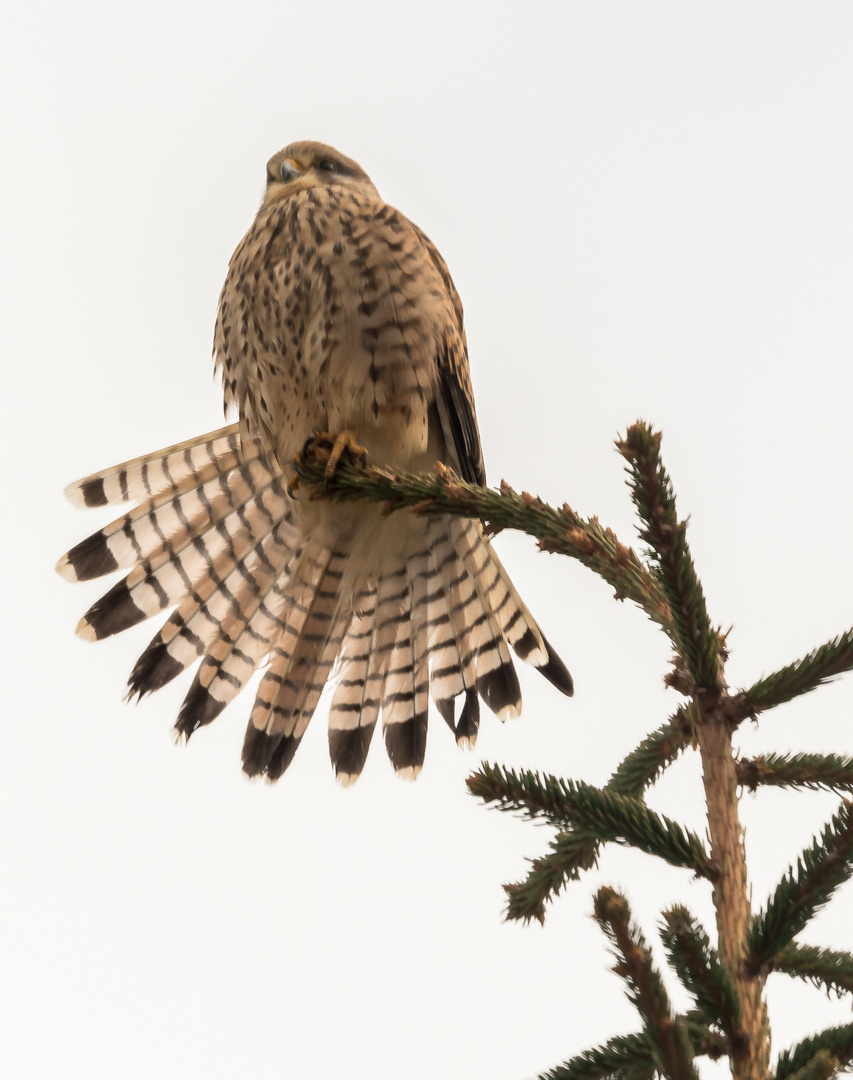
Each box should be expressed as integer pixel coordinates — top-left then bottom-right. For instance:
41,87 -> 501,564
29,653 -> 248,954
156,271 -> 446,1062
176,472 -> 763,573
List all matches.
388,550 -> 431,777
57,438 -> 262,584
328,586 -> 379,784
423,527 -> 468,731
241,545 -> 347,778
429,520 -> 492,747
449,517 -> 522,718
268,606 -> 350,780
70,462 -> 289,642
59,426 -> 572,784
62,424 -> 245,510
449,518 -> 573,699
170,520 -> 303,735
347,566 -> 410,773
127,512 -> 299,703
379,553 -> 428,779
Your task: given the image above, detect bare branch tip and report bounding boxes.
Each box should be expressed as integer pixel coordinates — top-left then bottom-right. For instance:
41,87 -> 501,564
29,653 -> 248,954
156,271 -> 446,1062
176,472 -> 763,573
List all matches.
368,465 -> 397,482
665,658 -> 696,697
614,540 -> 633,565
567,527 -> 596,556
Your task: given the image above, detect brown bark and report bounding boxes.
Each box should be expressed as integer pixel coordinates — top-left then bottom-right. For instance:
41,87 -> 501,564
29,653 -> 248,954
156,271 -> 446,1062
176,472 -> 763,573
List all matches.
696,704 -> 771,1078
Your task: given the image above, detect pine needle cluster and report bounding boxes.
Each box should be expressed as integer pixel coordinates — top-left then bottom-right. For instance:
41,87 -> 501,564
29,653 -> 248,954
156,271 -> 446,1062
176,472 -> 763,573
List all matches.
299,422 -> 853,1079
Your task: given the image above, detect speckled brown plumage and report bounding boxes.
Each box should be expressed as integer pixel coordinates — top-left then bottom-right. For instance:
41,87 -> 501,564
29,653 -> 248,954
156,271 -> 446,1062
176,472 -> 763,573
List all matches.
58,141 -> 573,783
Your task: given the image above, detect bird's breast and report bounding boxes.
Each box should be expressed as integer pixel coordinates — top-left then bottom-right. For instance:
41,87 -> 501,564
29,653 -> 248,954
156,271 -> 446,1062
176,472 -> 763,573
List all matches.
216,188 -> 449,470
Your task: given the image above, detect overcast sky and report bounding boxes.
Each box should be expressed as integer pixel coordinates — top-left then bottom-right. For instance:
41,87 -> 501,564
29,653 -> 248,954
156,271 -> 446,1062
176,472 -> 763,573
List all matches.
4,3 -> 853,1077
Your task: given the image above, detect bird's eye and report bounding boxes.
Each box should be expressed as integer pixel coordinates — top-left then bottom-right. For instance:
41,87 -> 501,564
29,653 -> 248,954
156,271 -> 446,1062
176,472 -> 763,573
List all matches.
317,159 -> 336,173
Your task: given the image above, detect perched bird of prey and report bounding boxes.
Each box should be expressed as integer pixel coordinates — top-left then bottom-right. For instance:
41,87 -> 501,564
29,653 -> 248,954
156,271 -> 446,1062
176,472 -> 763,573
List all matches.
58,141 -> 573,784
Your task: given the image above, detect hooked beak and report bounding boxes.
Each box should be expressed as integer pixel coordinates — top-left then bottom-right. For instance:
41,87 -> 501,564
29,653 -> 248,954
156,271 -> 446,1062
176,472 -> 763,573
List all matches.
279,158 -> 304,182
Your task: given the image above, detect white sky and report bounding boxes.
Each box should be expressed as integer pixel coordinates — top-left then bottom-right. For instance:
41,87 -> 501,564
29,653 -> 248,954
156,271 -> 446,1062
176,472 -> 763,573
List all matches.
4,3 -> 853,1077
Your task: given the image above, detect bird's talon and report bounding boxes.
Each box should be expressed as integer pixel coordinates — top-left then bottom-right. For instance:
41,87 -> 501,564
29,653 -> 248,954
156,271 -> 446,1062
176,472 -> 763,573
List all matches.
300,430 -> 330,461
292,430 -> 366,489
324,431 -> 368,482
286,470 -> 301,497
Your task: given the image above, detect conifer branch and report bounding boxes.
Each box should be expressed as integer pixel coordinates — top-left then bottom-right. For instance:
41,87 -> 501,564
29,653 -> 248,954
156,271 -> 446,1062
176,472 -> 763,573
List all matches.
679,1013 -> 731,1061
783,1049 -> 841,1080
593,888 -> 699,1080
774,943 -> 853,999
305,425 -> 853,1070
503,831 -> 598,925
467,764 -> 715,879
537,1031 -> 656,1080
611,1065 -> 656,1080
659,906 -> 743,1048
738,754 -> 853,794
540,1015 -> 728,1080
615,422 -> 721,688
295,450 -> 672,628
500,711 -> 697,923
748,802 -> 853,971
744,628 -> 853,713
608,709 -> 695,798
776,1026 -> 853,1080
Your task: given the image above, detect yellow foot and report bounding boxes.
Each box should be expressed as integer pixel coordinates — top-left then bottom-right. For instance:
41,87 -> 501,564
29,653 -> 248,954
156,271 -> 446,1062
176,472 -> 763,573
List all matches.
295,429 -> 368,491
324,430 -> 368,481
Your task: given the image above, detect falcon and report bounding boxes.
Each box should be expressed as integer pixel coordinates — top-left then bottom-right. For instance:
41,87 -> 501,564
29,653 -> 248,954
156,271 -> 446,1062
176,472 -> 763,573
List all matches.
57,141 -> 573,784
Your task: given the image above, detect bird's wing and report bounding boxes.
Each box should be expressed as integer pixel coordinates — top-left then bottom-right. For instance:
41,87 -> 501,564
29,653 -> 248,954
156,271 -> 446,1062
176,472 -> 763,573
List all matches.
410,223 -> 486,487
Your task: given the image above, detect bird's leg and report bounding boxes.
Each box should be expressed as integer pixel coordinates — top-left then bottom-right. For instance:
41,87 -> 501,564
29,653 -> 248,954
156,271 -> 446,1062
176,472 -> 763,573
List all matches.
290,429 -> 368,494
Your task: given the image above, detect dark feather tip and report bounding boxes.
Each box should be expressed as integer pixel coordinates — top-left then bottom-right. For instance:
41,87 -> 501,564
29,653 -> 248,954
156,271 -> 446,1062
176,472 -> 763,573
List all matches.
65,532 -> 119,582
82,580 -> 143,640
264,734 -> 302,781
456,689 -> 480,744
434,697 -> 456,732
81,477 -> 108,508
175,682 -> 228,738
536,634 -> 574,697
329,724 -> 375,781
476,662 -> 522,717
384,714 -> 427,773
128,641 -> 184,698
241,725 -> 279,777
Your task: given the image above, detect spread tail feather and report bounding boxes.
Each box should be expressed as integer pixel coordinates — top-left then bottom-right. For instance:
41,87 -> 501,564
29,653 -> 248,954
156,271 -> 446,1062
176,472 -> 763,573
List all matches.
58,428 -> 573,782
62,424 -> 244,509
241,545 -> 346,778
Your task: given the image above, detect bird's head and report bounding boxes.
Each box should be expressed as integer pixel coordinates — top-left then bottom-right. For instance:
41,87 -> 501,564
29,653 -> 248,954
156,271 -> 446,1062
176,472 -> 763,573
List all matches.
263,141 -> 378,204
